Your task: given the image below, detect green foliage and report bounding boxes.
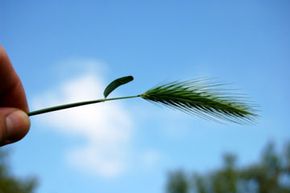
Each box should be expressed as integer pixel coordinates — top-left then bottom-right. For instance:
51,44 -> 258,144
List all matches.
166,141 -> 290,193
166,170 -> 190,193
103,75 -> 134,98
210,154 -> 238,193
141,80 -> 256,123
0,150 -> 37,193
29,76 -> 257,125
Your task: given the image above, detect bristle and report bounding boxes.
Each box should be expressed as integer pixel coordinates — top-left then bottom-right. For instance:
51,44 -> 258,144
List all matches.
140,80 -> 256,124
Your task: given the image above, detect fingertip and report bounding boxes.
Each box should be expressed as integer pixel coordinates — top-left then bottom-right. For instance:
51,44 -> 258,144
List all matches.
4,110 -> 30,145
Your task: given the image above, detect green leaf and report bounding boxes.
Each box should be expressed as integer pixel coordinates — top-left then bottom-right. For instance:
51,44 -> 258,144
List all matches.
103,75 -> 134,98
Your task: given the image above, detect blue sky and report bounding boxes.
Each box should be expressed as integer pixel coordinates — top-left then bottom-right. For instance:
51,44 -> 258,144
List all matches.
1,1 -> 290,193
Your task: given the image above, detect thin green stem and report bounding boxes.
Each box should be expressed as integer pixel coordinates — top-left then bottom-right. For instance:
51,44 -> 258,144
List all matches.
28,95 -> 140,116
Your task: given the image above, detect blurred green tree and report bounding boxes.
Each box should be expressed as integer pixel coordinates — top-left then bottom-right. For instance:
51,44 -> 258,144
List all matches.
166,142 -> 290,193
166,170 -> 190,193
0,150 -> 37,193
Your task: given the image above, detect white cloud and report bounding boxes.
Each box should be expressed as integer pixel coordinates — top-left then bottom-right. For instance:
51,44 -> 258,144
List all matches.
140,150 -> 162,169
32,61 -> 134,178
67,143 -> 127,177
31,58 -> 166,178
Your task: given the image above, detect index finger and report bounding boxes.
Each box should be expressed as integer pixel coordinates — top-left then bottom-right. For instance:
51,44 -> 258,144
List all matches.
0,46 -> 29,112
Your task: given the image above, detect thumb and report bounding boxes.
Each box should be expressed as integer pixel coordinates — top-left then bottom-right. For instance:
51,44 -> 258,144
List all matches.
0,108 -> 30,146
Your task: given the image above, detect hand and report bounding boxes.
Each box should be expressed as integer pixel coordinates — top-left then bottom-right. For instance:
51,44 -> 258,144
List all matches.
0,46 -> 30,146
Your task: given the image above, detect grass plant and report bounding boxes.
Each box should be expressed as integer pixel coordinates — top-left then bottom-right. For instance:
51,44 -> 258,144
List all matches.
28,76 -> 256,124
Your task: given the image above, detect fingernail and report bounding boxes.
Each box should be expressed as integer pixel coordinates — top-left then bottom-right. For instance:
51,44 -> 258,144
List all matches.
5,110 -> 30,142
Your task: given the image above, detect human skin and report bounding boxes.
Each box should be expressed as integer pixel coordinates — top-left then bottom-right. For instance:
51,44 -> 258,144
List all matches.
0,45 -> 30,146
